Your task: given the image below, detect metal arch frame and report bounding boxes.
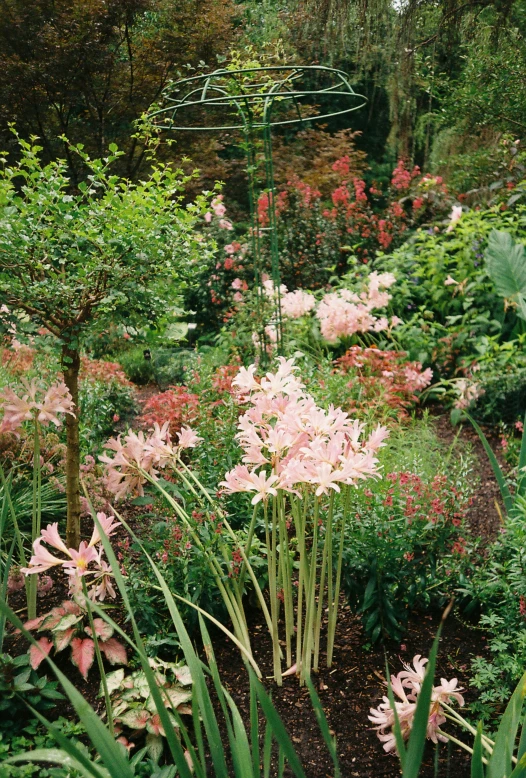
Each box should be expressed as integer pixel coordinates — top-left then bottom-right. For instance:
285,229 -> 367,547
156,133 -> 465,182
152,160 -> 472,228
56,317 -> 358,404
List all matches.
149,65 -> 366,358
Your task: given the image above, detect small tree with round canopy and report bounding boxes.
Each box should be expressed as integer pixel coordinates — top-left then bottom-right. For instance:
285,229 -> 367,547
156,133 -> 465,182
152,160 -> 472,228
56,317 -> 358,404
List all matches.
0,134 -> 212,547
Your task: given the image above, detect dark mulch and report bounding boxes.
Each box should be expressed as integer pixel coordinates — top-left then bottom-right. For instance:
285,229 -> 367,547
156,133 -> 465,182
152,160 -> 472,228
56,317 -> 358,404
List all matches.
209,601 -> 486,778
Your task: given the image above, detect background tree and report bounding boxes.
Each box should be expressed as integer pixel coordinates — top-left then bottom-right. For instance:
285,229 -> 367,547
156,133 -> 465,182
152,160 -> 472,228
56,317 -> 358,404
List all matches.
0,0 -> 235,180
0,135 -> 213,547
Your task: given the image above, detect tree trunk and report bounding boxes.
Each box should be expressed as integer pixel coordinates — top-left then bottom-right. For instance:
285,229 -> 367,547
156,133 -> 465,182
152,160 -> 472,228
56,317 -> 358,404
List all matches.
61,344 -> 81,549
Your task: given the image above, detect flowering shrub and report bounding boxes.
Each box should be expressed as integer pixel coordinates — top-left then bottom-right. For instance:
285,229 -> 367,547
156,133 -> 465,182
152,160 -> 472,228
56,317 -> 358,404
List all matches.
80,357 -> 132,387
334,346 -> 433,417
221,270 -> 403,359
341,425 -> 475,643
138,387 -> 200,438
255,157 -> 452,290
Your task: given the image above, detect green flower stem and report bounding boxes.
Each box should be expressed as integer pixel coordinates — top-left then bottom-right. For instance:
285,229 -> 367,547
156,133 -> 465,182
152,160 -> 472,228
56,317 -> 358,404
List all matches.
82,578 -> 114,737
313,492 -> 335,671
174,458 -> 273,639
278,491 -> 293,669
28,421 -> 41,620
441,704 -> 495,752
138,468 -> 251,657
436,730 -> 477,759
291,494 -> 306,671
327,486 -> 350,667
263,501 -> 281,685
0,463 -> 29,608
301,498 -> 320,684
238,503 -> 259,594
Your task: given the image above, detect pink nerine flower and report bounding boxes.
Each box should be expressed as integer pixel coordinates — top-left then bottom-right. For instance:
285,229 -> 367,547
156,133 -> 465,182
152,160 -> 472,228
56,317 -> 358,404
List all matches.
0,379 -> 75,434
21,514 -> 120,601
281,289 -> 316,319
177,426 -> 202,449
223,357 -> 383,499
369,655 -> 465,754
446,205 -> 463,232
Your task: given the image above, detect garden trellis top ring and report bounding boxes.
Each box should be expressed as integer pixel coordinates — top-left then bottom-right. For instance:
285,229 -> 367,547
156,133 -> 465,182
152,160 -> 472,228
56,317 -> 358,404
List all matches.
148,65 -> 367,131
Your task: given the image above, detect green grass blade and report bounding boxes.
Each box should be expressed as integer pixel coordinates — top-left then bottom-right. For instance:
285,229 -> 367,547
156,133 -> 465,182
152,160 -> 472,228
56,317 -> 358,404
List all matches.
198,614 -> 241,776
487,671 -> 526,778
103,507 -> 229,778
88,510 -> 196,778
464,412 -> 513,514
304,676 -> 341,778
471,723 -> 485,778
385,658 -> 407,769
510,753 -> 526,778
263,714 -> 273,778
518,716 -> 526,762
517,411 -> 526,497
5,746 -> 109,778
403,628 -> 442,778
250,673 -> 261,778
251,669 -> 307,778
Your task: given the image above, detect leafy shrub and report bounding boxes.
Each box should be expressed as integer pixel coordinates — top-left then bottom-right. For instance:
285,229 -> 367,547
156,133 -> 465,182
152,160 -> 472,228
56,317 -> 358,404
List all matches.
0,653 -> 64,732
79,377 -> 137,453
117,346 -> 156,385
138,386 -> 200,438
459,509 -> 526,721
341,421 -> 476,643
374,204 -> 526,371
334,346 -> 433,418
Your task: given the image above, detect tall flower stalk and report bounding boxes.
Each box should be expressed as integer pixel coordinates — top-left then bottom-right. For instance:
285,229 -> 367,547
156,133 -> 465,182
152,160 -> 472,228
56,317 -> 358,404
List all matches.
220,357 -> 387,683
0,378 -> 75,618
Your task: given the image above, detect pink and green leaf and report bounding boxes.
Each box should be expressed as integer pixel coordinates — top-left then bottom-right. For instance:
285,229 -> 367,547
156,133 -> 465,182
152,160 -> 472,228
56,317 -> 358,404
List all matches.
54,627 -> 76,652
29,636 -> 53,669
99,637 -> 127,666
85,618 -> 113,642
70,637 -> 95,680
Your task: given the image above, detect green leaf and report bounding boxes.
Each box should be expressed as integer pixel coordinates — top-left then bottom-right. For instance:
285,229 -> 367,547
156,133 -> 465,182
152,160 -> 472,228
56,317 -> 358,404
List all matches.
471,723 -> 485,778
5,747 -> 110,778
304,676 -> 341,778
487,671 -> 526,778
402,628 -> 442,778
485,230 -> 526,319
464,412 -> 514,515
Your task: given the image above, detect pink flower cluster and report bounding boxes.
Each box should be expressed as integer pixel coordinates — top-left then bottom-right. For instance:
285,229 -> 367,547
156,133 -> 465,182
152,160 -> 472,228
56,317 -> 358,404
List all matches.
100,422 -> 202,500
220,357 -> 387,504
21,513 -> 120,602
280,289 -> 316,319
454,379 -> 484,410
369,655 -> 465,753
316,272 -> 399,343
204,195 -> 233,230
0,379 -> 75,434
